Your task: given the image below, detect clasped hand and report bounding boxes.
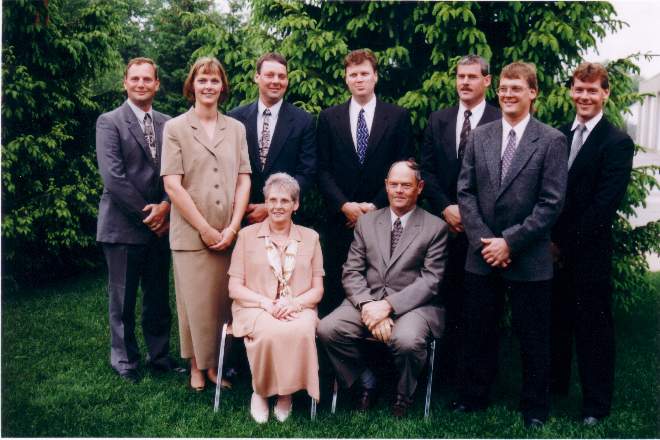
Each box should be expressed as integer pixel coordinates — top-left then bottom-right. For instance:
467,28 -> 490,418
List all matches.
480,237 -> 511,268
262,297 -> 299,321
143,202 -> 170,237
200,226 -> 236,251
361,300 -> 393,342
342,202 -> 376,228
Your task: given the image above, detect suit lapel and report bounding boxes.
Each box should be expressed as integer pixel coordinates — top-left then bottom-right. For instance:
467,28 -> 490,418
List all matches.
153,111 -> 166,167
245,102 -> 261,172
568,118 -> 607,183
364,99 -> 388,164
187,109 -> 217,156
210,111 -> 226,150
498,118 -> 540,196
335,100 -> 359,163
123,103 -> 156,167
443,107 -> 459,161
376,209 -> 392,268
483,121 -> 502,189
263,102 -> 293,173
387,208 -> 423,271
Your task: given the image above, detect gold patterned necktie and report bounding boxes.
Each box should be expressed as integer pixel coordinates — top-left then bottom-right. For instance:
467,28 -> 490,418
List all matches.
143,113 -> 156,160
259,108 -> 272,169
390,218 -> 403,256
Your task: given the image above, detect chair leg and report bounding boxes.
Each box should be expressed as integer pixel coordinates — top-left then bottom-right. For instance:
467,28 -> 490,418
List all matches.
213,322 -> 229,412
310,397 -> 317,420
331,378 -> 339,414
424,339 -> 436,419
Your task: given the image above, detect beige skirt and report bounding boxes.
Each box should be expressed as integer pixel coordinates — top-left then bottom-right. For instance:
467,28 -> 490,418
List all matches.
172,248 -> 231,370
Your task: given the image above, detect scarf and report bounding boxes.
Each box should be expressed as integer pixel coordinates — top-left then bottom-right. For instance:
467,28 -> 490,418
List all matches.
264,235 -> 298,299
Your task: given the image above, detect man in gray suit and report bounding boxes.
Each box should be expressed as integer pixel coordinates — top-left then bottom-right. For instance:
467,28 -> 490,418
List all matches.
454,62 -> 567,428
96,57 -> 180,383
318,159 -> 448,417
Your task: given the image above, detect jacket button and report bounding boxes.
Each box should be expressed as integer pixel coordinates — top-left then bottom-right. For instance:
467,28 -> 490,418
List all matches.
213,167 -> 218,172
214,184 -> 219,189
216,200 -> 220,205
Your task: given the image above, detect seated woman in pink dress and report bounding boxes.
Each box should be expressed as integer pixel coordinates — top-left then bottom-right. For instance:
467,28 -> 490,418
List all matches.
228,172 -> 324,424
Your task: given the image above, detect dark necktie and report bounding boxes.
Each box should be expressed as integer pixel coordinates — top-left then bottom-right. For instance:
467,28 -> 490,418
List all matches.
356,109 -> 369,164
567,123 -> 586,169
259,108 -> 272,169
390,218 -> 403,256
457,109 -> 472,162
143,113 -> 156,160
500,129 -> 517,184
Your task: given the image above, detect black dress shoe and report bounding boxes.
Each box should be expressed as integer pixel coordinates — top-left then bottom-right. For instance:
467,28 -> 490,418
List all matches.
147,357 -> 187,374
118,369 -> 141,384
355,387 -> 377,411
448,400 -> 486,413
523,417 -> 545,429
391,394 -> 412,418
583,416 -> 600,426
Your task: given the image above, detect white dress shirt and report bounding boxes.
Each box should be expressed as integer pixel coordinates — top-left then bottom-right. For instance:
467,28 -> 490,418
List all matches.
455,99 -> 487,153
126,99 -> 153,133
501,114 -> 531,158
257,98 -> 283,145
349,95 -> 377,149
570,110 -> 603,141
390,207 -> 415,230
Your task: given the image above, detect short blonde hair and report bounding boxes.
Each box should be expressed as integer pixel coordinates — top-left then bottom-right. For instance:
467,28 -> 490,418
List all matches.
263,173 -> 300,203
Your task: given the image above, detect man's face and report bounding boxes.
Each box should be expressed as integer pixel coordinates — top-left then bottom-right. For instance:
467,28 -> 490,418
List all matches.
385,163 -> 424,217
570,77 -> 609,123
124,63 -> 159,109
345,61 -> 378,101
254,60 -> 289,107
497,77 -> 537,123
456,63 -> 491,107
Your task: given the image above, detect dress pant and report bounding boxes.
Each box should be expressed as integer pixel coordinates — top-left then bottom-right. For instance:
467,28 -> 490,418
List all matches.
318,302 -> 432,399
319,218 -> 354,317
551,259 -> 615,418
102,237 -> 171,373
461,272 -> 552,420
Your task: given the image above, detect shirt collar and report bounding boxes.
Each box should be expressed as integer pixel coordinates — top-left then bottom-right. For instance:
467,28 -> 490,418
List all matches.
258,98 -> 283,118
458,99 -> 487,123
126,98 -> 152,122
571,111 -> 603,133
390,207 -> 415,229
502,113 -> 531,140
256,220 -> 302,242
350,94 -> 377,114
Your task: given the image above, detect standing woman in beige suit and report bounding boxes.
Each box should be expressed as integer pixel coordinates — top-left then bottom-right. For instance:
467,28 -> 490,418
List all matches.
161,57 -> 251,391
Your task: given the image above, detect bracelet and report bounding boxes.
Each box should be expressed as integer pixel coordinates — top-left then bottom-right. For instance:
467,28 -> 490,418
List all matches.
292,297 -> 303,313
227,226 -> 238,235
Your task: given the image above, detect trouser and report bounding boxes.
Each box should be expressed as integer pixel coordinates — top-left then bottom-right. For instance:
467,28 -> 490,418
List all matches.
319,222 -> 354,317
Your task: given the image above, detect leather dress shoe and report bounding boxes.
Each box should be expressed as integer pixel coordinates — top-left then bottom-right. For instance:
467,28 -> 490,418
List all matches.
391,394 -> 412,417
523,417 -> 545,429
448,400 -> 485,413
118,369 -> 141,384
355,387 -> 377,411
148,357 -> 187,374
583,416 -> 600,426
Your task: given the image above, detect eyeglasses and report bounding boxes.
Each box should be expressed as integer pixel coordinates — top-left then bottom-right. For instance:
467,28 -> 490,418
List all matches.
497,86 -> 528,95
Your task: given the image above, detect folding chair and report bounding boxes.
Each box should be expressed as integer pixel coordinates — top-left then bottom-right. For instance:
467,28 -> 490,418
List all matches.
213,322 -> 318,420
330,336 -> 438,418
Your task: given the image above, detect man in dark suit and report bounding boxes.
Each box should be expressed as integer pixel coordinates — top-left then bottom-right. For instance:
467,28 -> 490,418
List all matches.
455,62 -> 568,428
550,62 -> 634,426
318,159 -> 448,417
420,55 -> 500,385
228,52 -> 316,224
317,48 -> 412,315
96,57 -> 179,383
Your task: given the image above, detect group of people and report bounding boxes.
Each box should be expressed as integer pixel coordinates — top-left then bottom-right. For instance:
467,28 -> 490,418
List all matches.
95,48 -> 633,428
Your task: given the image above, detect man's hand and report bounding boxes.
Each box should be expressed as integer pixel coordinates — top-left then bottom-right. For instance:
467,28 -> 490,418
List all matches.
442,204 -> 464,233
361,300 -> 393,331
550,241 -> 561,263
371,317 -> 394,343
245,203 -> 268,224
358,202 -> 377,213
153,221 -> 170,237
143,201 -> 170,233
341,202 -> 364,228
480,237 -> 511,268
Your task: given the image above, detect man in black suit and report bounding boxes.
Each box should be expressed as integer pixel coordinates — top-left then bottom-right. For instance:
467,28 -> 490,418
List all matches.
317,48 -> 412,316
420,55 -> 500,385
96,58 -> 180,383
229,52 -> 316,224
550,62 -> 634,426
455,62 -> 568,428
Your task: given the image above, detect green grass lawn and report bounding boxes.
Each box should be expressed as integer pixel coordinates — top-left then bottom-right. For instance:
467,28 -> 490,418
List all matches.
2,271 -> 658,437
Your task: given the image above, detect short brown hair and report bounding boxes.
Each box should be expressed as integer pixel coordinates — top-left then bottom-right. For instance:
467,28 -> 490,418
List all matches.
571,62 -> 609,89
344,49 -> 378,72
256,52 -> 288,73
388,158 -> 422,182
182,56 -> 230,104
124,57 -> 159,80
500,61 -> 538,91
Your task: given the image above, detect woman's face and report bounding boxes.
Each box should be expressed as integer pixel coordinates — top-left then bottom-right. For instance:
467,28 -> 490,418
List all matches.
265,187 -> 298,225
193,69 -> 223,107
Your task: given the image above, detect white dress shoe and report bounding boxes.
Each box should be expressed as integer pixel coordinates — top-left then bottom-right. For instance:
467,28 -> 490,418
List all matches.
250,392 -> 269,424
273,396 -> 293,422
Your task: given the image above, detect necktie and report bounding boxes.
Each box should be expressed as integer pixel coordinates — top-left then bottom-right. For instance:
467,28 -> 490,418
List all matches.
143,113 -> 156,160
390,218 -> 403,256
567,124 -> 586,169
500,129 -> 517,184
259,108 -> 272,169
356,109 -> 369,164
457,109 -> 472,162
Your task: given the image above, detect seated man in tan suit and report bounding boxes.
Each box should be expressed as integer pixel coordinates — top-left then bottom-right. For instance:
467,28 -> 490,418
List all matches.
318,159 -> 448,417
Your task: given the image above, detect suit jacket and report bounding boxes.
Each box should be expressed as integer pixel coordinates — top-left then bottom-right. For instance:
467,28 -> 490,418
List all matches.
552,117 -> 634,275
317,98 -> 412,215
421,103 -> 501,216
342,207 -> 448,338
96,101 -> 170,244
457,117 -> 568,281
228,100 -> 316,202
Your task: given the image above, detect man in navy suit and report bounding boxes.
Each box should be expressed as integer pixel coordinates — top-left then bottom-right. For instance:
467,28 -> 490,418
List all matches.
317,49 -> 412,316
96,58 -> 180,383
420,55 -> 500,385
228,52 -> 316,224
455,62 -> 567,428
550,62 -> 634,426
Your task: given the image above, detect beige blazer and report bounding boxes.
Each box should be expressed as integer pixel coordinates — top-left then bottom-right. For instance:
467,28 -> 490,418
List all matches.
161,108 -> 251,251
228,221 -> 325,337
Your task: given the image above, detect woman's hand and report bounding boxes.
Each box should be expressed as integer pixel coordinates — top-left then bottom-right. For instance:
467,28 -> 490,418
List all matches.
208,227 -> 237,251
200,227 -> 223,248
272,297 -> 299,321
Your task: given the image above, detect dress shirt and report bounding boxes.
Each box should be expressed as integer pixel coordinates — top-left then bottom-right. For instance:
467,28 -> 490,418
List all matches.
455,99 -> 487,152
126,99 -> 153,132
349,95 -> 377,149
390,207 -> 415,230
570,110 -> 603,141
501,113 -> 531,158
257,98 -> 283,145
